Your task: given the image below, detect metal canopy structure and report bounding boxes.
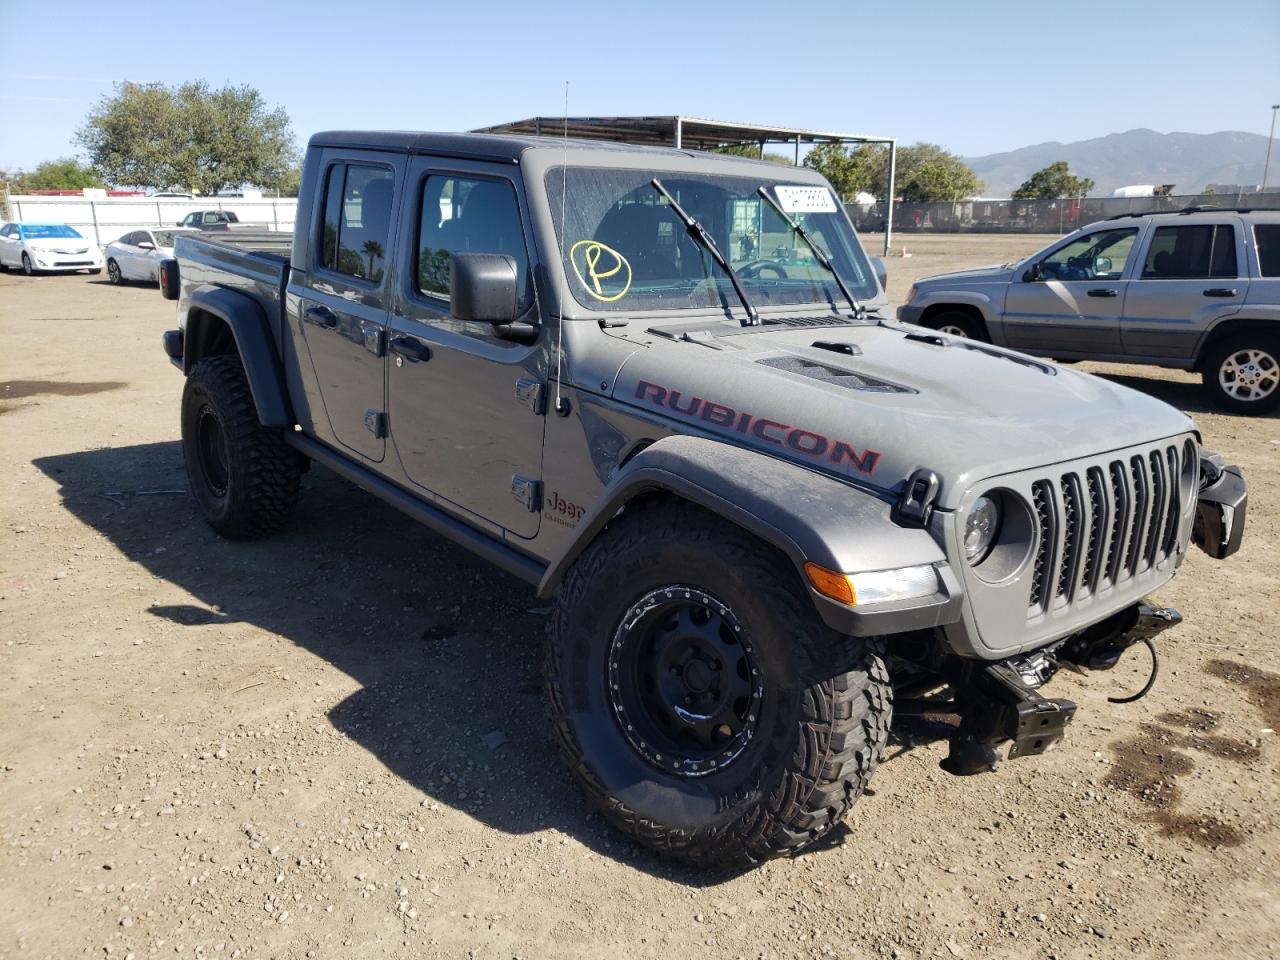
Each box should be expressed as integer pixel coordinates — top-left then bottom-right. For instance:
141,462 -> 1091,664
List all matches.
473,115 -> 897,254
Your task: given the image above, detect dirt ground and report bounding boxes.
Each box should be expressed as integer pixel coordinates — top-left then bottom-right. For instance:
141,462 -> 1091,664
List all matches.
2,234 -> 1277,960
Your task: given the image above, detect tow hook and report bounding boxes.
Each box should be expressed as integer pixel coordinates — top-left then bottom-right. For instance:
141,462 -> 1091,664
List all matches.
939,662 -> 1077,777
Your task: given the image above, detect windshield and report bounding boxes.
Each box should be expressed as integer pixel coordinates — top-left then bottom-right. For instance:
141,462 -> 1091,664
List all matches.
20,224 -> 83,240
152,230 -> 184,248
546,167 -> 877,313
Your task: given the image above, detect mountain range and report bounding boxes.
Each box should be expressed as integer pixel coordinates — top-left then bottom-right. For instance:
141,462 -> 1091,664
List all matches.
964,128 -> 1274,198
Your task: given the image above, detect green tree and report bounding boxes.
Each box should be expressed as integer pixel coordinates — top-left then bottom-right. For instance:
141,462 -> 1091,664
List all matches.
804,141 -> 983,201
1011,161 -> 1095,199
76,81 -> 296,194
13,158 -> 107,191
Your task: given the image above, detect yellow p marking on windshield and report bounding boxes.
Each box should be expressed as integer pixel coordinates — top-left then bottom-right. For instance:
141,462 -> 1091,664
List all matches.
570,240 -> 632,302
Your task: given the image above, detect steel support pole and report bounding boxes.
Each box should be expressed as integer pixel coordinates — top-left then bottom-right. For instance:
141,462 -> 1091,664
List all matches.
674,118 -> 683,150
794,134 -> 801,166
1261,104 -> 1279,193
884,140 -> 897,257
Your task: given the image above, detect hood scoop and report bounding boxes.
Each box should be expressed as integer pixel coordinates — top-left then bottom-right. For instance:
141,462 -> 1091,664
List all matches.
756,355 -> 915,394
902,331 -> 1057,375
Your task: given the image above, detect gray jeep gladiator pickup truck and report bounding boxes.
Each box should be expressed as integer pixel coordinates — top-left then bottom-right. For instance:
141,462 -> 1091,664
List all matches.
899,208 -> 1280,415
160,131 -> 1248,866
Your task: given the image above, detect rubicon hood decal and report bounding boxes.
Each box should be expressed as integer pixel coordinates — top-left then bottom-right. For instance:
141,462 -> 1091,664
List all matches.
634,379 -> 880,474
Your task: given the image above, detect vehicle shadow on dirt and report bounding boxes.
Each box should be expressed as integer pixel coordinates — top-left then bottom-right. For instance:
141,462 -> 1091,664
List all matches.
37,440 -> 918,883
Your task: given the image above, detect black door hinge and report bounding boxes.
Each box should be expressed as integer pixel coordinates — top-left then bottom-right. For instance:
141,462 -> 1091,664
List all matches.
515,378 -> 547,415
511,475 -> 542,512
364,409 -> 386,438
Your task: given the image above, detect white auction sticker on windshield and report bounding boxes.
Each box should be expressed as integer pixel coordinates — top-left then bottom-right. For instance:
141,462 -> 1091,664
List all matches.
774,185 -> 837,213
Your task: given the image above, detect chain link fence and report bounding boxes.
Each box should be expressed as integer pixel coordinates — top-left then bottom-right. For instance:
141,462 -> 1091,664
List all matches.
845,193 -> 1280,236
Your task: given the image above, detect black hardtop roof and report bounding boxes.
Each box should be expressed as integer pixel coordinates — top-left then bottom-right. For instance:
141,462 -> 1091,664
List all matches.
307,130 -> 800,169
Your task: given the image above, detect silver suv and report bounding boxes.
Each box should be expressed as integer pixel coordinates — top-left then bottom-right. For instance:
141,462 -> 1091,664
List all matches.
899,208 -> 1280,414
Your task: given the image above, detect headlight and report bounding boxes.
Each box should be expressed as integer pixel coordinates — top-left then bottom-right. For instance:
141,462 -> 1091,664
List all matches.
964,494 -> 1001,562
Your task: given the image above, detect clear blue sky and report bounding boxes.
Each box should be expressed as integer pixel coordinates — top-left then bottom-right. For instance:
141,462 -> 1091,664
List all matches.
2,0 -> 1277,170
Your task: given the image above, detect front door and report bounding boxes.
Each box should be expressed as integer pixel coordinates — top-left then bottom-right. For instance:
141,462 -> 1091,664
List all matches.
1002,226 -> 1140,356
386,160 -> 547,538
1120,222 -> 1248,360
294,152 -> 403,463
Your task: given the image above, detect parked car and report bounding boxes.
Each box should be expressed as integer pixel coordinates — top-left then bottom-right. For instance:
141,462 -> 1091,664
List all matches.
898,208 -> 1280,414
177,210 -> 241,230
104,227 -> 199,285
159,131 -> 1246,866
0,222 -> 103,275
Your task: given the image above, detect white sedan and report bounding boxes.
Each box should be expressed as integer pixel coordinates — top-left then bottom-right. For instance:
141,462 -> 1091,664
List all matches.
0,222 -> 103,275
104,227 -> 200,285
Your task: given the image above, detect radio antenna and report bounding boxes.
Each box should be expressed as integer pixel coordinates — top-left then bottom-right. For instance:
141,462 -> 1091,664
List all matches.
553,80 -> 570,415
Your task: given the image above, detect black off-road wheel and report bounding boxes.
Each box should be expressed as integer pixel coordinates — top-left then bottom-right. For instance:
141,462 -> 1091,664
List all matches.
546,502 -> 892,867
1202,335 -> 1280,415
181,355 -> 306,539
925,309 -> 988,341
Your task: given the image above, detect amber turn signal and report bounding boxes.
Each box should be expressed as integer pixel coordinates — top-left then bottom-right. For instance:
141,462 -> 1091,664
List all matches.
804,562 -> 857,606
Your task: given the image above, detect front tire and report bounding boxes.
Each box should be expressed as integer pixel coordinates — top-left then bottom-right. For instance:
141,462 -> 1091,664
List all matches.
546,502 -> 891,866
107,259 -> 124,285
1202,335 -> 1280,415
21,253 -> 35,276
181,355 -> 306,539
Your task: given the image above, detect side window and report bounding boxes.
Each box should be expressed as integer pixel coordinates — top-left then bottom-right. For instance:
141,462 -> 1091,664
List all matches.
0,225 -> 12,238
319,163 -> 395,283
416,174 -> 530,309
1039,228 -> 1138,281
1254,224 -> 1280,277
1141,225 -> 1237,279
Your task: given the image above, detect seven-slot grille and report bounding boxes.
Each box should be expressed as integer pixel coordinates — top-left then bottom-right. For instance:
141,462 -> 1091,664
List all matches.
1027,442 -> 1187,615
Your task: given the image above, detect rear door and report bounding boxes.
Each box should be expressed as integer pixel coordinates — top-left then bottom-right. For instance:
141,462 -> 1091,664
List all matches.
1002,225 -> 1141,355
1120,221 -> 1247,360
294,150 -> 404,463
385,158 -> 547,538
117,232 -> 146,279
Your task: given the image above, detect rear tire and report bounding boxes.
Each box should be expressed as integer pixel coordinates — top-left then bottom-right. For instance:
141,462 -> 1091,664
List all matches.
925,310 -> 987,341
107,260 -> 123,284
546,502 -> 891,866
1202,335 -> 1280,415
181,355 -> 306,539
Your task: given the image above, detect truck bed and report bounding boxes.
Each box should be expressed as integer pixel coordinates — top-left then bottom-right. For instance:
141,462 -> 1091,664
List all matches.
173,233 -> 291,341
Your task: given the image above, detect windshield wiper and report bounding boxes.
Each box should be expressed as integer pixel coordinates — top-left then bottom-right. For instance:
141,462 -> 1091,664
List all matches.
650,178 -> 759,327
756,186 -> 864,320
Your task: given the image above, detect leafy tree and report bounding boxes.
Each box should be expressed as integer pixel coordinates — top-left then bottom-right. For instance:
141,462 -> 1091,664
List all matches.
804,141 -> 983,201
8,158 -> 107,191
77,81 -> 296,194
1012,161 -> 1095,199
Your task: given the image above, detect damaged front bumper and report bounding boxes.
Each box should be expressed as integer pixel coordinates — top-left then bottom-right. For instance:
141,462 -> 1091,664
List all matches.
1193,453 -> 1247,560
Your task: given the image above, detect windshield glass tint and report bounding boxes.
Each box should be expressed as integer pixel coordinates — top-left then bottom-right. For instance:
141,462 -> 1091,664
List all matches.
21,224 -> 82,239
546,167 -> 876,312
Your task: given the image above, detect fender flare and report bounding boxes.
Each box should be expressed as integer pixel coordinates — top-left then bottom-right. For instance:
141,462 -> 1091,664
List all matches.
183,284 -> 293,427
536,435 -> 961,636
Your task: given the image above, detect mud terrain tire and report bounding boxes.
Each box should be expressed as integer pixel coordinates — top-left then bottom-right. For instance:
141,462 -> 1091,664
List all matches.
546,502 -> 891,866
181,355 -> 305,539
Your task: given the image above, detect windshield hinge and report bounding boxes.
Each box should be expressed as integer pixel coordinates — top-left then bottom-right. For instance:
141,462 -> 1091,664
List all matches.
894,468 -> 941,527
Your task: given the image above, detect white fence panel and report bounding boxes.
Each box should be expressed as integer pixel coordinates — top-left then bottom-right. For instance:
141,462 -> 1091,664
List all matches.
2,195 -> 298,246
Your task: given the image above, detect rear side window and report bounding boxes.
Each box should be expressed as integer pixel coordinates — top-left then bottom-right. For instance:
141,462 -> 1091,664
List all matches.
1255,224 -> 1280,277
319,163 -> 395,284
1141,224 -> 1237,279
416,174 -> 530,309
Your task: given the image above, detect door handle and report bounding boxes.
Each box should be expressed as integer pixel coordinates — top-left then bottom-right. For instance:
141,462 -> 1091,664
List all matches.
1087,288 -> 1119,298
303,304 -> 339,329
389,336 -> 432,363
1203,288 -> 1237,298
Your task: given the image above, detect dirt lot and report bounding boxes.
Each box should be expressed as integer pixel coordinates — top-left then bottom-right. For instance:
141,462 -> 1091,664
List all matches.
2,234 -> 1277,960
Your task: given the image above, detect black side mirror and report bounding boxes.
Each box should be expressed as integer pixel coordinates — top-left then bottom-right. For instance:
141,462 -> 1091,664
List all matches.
870,255 -> 887,291
450,253 -> 519,324
1023,262 -> 1041,282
